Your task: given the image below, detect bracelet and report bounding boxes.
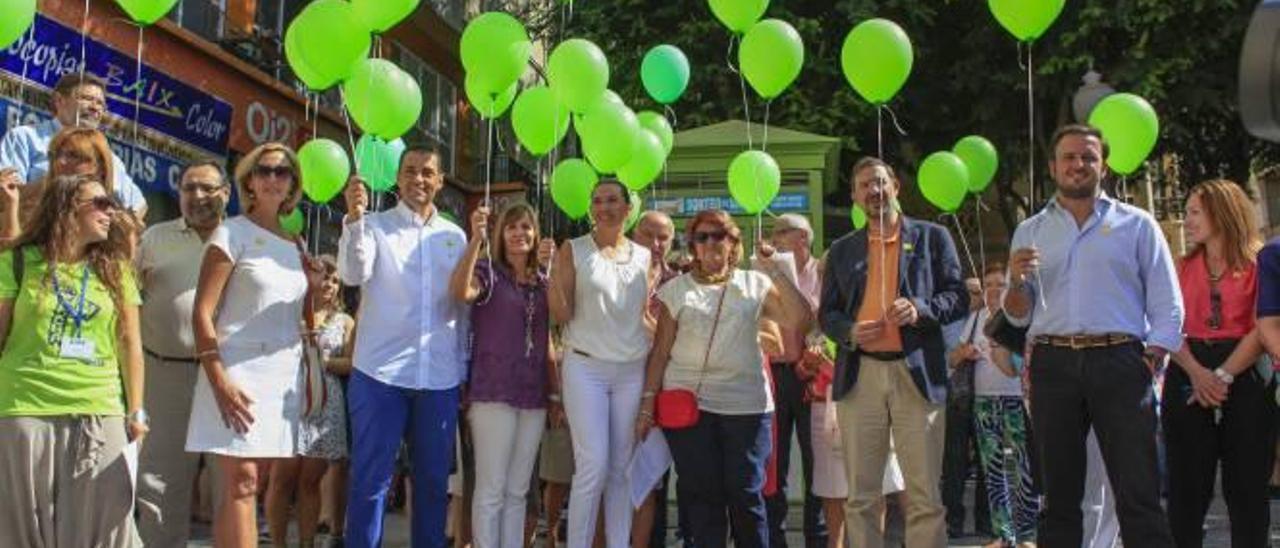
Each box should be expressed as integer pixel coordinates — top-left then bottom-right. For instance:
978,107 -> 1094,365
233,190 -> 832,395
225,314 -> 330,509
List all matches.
195,348 -> 220,361
547,393 -> 562,403
1213,368 -> 1234,385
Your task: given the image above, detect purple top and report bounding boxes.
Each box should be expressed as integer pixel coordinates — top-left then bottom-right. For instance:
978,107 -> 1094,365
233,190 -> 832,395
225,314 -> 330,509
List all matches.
468,259 -> 550,409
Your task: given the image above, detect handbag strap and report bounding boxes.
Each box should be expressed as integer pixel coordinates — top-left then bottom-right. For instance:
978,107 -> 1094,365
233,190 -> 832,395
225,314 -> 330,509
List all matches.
292,237 -> 317,334
693,271 -> 731,394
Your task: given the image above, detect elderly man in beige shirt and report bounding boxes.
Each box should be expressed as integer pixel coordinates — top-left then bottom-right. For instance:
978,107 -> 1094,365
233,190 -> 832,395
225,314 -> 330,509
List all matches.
135,160 -> 230,548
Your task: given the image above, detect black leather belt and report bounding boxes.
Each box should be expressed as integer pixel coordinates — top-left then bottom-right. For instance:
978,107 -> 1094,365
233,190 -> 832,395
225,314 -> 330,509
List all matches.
863,350 -> 906,361
1033,333 -> 1136,350
144,347 -> 197,364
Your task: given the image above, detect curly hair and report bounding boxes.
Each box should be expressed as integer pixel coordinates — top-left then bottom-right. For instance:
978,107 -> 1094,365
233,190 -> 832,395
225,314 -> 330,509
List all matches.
11,175 -> 131,312
686,209 -> 744,273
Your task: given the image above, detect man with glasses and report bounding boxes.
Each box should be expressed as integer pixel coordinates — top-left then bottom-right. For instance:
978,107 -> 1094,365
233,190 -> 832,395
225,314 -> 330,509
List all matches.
818,156 -> 968,548
134,160 -> 229,547
0,72 -> 146,216
1003,124 -> 1182,547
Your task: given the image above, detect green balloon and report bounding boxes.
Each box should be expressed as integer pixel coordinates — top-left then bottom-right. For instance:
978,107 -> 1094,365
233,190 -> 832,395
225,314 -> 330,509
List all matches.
548,39 -> 610,113
460,12 -> 532,95
617,130 -> 665,192
299,139 -> 351,204
0,0 -> 35,50
851,204 -> 867,230
625,191 -> 643,231
512,86 -> 570,156
355,135 -> 406,192
708,0 -> 769,34
988,0 -> 1065,42
115,0 -> 178,25
353,0 -> 420,33
739,19 -> 804,100
343,58 -> 423,140
465,74 -> 517,120
641,45 -> 690,105
636,111 -> 674,154
1088,93 -> 1159,175
551,159 -> 598,220
727,150 -> 780,214
280,208 -> 305,237
285,0 -> 371,90
918,151 -> 970,213
841,19 -> 913,105
578,98 -> 640,174
952,135 -> 998,193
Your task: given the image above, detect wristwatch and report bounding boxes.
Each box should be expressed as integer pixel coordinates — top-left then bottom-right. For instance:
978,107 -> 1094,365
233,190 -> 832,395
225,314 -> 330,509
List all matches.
1213,368 -> 1235,385
128,409 -> 150,426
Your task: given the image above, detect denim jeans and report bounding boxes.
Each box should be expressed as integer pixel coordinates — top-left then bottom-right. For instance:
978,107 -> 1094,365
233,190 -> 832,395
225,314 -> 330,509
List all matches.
666,411 -> 773,548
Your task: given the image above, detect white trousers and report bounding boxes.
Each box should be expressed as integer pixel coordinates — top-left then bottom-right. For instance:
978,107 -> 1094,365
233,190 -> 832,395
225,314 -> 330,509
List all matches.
561,353 -> 644,548
469,402 -> 547,548
1082,429 -> 1119,548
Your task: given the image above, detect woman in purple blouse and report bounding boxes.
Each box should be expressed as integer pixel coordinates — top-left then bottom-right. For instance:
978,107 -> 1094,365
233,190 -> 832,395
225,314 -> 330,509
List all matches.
449,201 -> 556,548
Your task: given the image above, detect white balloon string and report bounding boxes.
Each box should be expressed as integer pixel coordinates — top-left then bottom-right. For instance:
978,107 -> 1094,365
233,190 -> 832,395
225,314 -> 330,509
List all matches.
337,88 -> 360,174
726,35 -> 752,150
762,100 -> 771,153
949,212 -> 978,280
879,198 -> 888,315
876,105 -> 883,159
1026,42 -> 1036,217
976,197 -> 987,278
130,25 -> 143,154
882,104 -> 908,137
484,117 -> 495,283
77,0 -> 91,127
16,23 -> 34,116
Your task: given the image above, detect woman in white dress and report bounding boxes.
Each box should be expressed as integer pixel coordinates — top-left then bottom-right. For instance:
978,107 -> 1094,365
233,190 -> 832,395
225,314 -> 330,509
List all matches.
187,142 -> 323,547
266,255 -> 354,548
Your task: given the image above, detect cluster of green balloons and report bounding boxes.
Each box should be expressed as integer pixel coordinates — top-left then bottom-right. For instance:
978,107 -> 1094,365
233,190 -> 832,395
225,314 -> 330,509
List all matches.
285,0 -> 372,91
952,135 -> 999,194
841,19 -> 913,105
461,12 -> 533,116
355,135 -> 406,192
728,150 -> 781,214
1088,93 -> 1160,175
512,86 -> 570,156
115,0 -> 179,25
918,151 -> 970,213
0,0 -> 36,50
988,0 -> 1065,42
299,139 -> 351,204
344,58 -> 423,141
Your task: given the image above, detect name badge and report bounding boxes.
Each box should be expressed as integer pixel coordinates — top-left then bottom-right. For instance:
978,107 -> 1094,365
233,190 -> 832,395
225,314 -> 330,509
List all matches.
60,338 -> 97,362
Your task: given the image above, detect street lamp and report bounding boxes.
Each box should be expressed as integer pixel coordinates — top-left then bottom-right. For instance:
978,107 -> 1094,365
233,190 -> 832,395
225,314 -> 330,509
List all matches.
1072,68 -> 1117,123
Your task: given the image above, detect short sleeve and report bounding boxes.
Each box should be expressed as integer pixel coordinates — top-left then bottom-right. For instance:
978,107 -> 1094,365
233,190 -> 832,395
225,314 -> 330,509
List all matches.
0,249 -> 16,300
121,262 -> 142,306
657,275 -> 687,320
206,222 -> 239,263
473,258 -> 495,302
745,270 -> 774,305
1256,241 -> 1280,317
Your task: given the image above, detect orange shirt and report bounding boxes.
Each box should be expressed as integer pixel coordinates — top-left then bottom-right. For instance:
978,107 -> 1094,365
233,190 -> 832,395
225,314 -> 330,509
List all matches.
856,230 -> 902,352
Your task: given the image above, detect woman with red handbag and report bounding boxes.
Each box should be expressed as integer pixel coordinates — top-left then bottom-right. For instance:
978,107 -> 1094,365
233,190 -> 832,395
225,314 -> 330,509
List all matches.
634,209 -> 812,548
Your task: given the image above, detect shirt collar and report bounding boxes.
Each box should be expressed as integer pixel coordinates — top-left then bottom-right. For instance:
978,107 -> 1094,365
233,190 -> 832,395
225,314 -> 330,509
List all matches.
394,201 -> 436,226
1047,190 -> 1114,219
38,118 -> 62,136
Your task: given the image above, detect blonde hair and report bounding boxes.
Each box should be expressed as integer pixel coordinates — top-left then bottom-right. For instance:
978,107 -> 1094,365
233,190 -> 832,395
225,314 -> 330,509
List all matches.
233,142 -> 301,214
1185,179 -> 1263,271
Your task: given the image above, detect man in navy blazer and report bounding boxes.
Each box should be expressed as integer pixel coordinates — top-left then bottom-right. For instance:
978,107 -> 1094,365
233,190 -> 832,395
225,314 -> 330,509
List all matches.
818,156 -> 968,548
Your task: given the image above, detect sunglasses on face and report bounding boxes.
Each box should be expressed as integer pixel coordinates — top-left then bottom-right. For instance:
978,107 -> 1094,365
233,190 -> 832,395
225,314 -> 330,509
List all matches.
253,164 -> 294,180
79,195 -> 118,214
692,230 -> 731,245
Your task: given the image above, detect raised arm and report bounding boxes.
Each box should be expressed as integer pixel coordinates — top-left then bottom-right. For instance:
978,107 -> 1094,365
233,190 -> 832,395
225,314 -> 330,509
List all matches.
449,207 -> 489,304
337,177 -> 375,286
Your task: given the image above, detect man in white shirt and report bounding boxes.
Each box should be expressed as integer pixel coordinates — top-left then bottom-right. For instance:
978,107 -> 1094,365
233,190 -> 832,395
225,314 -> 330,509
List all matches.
339,146 -> 469,548
134,160 -> 229,546
0,72 -> 147,215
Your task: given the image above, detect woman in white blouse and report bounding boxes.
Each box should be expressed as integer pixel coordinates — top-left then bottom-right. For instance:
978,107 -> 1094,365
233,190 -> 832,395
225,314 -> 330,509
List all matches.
187,142 -> 322,547
548,180 -> 653,547
635,209 -> 811,548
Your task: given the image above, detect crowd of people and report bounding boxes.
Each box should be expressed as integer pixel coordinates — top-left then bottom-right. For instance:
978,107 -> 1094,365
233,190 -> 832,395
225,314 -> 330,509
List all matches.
0,71 -> 1276,548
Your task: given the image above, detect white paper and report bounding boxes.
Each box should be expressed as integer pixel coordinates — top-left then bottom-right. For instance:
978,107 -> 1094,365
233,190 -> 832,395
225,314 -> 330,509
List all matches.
628,430 -> 672,509
123,440 -> 140,498
752,251 -> 799,289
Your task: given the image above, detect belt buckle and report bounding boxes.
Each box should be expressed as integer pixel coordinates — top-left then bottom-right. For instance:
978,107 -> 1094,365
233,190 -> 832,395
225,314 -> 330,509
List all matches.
1067,335 -> 1088,350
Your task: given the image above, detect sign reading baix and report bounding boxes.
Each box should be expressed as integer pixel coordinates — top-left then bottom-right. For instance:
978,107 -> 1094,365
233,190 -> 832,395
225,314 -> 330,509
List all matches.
0,14 -> 233,156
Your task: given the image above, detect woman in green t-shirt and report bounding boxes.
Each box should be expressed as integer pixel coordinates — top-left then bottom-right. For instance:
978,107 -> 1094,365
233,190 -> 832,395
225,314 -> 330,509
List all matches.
0,174 -> 146,547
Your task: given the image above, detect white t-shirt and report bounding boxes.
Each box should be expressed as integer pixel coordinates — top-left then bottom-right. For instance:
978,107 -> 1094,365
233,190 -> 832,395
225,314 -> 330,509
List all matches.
658,270 -> 774,415
964,308 -> 1023,397
207,216 -> 307,347
562,235 -> 652,363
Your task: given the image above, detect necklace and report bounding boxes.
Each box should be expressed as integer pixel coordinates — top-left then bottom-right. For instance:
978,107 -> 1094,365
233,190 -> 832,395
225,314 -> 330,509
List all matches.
693,267 -> 731,285
523,281 -> 538,358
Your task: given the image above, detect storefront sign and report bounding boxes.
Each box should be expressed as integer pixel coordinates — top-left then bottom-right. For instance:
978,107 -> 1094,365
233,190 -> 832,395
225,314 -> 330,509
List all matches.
647,191 -> 810,217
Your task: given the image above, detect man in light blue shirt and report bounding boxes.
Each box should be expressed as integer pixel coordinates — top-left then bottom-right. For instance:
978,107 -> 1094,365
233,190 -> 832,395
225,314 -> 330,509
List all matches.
1003,124 -> 1182,547
0,73 -> 146,214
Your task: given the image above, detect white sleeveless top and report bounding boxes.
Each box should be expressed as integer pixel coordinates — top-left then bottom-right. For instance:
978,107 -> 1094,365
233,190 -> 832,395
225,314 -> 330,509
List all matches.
562,235 -> 652,362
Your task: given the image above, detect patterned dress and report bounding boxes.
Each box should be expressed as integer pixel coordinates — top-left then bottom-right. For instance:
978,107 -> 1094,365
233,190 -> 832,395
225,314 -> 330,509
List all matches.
298,312 -> 351,460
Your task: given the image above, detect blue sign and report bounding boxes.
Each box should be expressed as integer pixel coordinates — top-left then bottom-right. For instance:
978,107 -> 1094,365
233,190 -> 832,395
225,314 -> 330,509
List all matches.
2,97 -> 187,197
648,191 -> 810,216
1,15 -> 233,155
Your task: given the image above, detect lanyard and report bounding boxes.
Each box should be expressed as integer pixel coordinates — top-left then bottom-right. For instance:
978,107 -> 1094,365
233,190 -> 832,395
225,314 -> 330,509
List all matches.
50,263 -> 90,337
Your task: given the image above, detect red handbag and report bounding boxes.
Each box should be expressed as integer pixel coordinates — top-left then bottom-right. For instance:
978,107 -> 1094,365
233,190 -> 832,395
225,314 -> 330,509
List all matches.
655,275 -> 729,430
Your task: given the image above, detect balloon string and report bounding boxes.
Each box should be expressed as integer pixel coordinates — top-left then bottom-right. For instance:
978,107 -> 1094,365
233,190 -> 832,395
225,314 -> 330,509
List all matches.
1026,42 -> 1036,217
876,106 -> 883,159
77,0 -> 91,127
483,117 -> 495,285
1120,174 -> 1128,203
976,197 -> 987,279
337,87 -> 361,174
762,100 -> 771,152
949,213 -> 978,279
130,25 -> 144,154
879,197 -> 887,315
726,35 -> 753,150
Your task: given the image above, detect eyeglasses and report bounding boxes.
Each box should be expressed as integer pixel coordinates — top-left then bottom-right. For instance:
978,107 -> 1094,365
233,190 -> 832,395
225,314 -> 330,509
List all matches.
1207,282 -> 1222,330
253,164 -> 294,180
79,195 -> 118,214
691,230 -> 730,245
180,181 -> 225,195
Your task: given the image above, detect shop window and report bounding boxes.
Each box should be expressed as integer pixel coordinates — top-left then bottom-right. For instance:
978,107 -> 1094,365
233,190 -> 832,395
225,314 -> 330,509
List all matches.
428,0 -> 465,29
397,47 -> 457,175
169,0 -> 226,43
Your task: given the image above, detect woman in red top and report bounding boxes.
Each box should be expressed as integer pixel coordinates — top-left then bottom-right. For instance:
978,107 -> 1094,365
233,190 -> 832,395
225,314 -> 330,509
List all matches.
1165,179 -> 1276,548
